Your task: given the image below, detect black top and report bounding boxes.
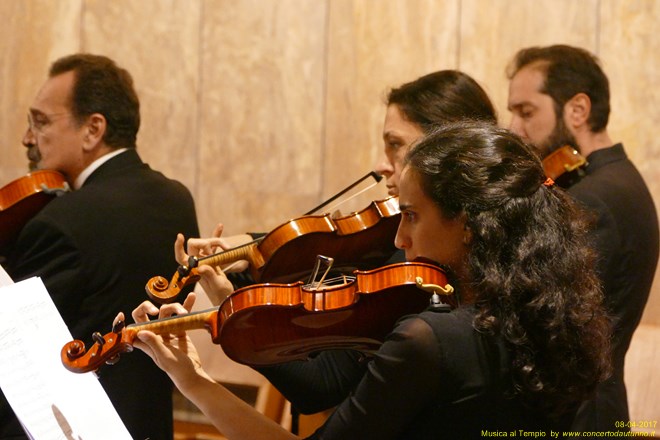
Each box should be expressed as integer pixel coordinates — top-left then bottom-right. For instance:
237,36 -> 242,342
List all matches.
568,144 -> 659,429
303,307 -> 571,439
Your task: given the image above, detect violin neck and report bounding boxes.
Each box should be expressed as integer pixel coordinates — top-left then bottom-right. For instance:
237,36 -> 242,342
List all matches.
127,308 -> 217,336
199,241 -> 257,267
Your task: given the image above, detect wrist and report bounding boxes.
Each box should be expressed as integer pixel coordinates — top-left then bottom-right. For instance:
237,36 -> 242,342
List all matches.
175,366 -> 215,396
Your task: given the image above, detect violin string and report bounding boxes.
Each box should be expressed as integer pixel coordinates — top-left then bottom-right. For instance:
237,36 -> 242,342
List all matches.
304,275 -> 356,289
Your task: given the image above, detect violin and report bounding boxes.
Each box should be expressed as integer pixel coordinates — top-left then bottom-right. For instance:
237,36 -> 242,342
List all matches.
62,261 -> 454,372
0,170 -> 69,253
542,145 -> 587,188
146,196 -> 401,304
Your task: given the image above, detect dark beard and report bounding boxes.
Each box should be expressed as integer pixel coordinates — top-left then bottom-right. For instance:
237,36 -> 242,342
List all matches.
27,145 -> 41,171
539,115 -> 586,188
538,116 -> 579,159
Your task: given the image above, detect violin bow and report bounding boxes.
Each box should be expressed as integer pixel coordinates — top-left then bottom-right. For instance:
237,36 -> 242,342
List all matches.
304,170 -> 382,215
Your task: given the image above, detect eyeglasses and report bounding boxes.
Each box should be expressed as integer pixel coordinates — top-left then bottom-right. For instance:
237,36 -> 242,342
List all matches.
27,112 -> 71,132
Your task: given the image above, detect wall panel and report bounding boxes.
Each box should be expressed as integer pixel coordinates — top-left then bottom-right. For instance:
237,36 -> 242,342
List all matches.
323,0 -> 460,213
600,0 -> 660,325
197,0 -> 327,236
0,0 -> 82,182
81,0 -> 202,198
460,0 -> 598,124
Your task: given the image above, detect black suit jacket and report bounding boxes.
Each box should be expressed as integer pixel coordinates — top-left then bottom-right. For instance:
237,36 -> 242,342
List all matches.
569,144 -> 659,430
1,149 -> 199,440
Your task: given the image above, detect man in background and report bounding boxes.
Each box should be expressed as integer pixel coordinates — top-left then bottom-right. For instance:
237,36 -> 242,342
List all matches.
0,53 -> 199,439
507,44 -> 659,431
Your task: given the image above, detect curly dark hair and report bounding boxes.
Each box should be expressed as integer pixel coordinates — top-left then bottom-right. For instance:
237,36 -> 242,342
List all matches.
387,70 -> 497,132
405,121 -> 612,415
50,53 -> 140,149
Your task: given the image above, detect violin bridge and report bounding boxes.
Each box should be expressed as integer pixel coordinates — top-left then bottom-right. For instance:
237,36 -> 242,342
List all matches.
306,255 -> 335,287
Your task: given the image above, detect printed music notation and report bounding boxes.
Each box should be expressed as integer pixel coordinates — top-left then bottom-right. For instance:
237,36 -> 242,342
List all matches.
0,269 -> 131,440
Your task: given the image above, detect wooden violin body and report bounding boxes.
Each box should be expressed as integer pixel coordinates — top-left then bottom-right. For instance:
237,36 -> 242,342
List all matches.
146,196 -> 401,303
217,260 -> 453,366
0,170 -> 69,253
62,261 -> 454,372
542,145 -> 587,188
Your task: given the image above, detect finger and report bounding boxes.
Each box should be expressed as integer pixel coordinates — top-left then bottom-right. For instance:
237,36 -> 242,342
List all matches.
204,239 -> 224,255
132,301 -> 160,323
112,311 -> 125,328
187,237 -> 223,257
209,224 -> 227,253
174,233 -> 188,265
197,265 -> 229,285
211,223 -> 224,238
196,266 -> 234,306
218,233 -> 254,250
198,264 -> 224,276
182,292 -> 197,312
132,330 -> 159,359
222,260 -> 249,273
158,301 -> 192,319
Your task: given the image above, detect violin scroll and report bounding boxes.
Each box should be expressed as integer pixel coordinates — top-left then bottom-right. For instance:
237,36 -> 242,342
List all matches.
542,145 -> 587,188
61,324 -> 135,373
145,267 -> 201,304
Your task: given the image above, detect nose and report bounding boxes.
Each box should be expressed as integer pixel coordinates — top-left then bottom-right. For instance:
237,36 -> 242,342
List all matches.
22,126 -> 36,147
394,221 -> 409,250
508,115 -> 526,138
374,154 -> 394,177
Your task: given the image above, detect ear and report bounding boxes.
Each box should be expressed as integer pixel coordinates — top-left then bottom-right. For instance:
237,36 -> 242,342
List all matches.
81,113 -> 107,152
563,93 -> 591,129
462,221 -> 473,246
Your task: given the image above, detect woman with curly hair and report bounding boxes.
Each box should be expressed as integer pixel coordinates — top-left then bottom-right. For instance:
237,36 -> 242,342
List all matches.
398,121 -> 611,421
129,121 -> 611,439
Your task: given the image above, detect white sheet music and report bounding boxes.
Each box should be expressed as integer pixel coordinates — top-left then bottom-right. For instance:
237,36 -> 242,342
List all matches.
0,267 -> 131,440
0,263 -> 13,287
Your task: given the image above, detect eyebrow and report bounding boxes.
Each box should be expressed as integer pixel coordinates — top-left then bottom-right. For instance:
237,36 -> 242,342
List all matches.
398,203 -> 411,211
507,101 -> 534,112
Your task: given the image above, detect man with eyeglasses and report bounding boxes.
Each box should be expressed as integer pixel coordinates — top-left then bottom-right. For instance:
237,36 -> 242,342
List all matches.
1,54 -> 200,440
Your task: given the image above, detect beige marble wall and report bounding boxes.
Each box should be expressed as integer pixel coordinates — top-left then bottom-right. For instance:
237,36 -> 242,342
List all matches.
196,0 -> 328,234
82,0 -> 203,195
1,0 -> 659,321
323,0 -> 460,208
599,0 -> 660,330
1,0 -> 82,175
